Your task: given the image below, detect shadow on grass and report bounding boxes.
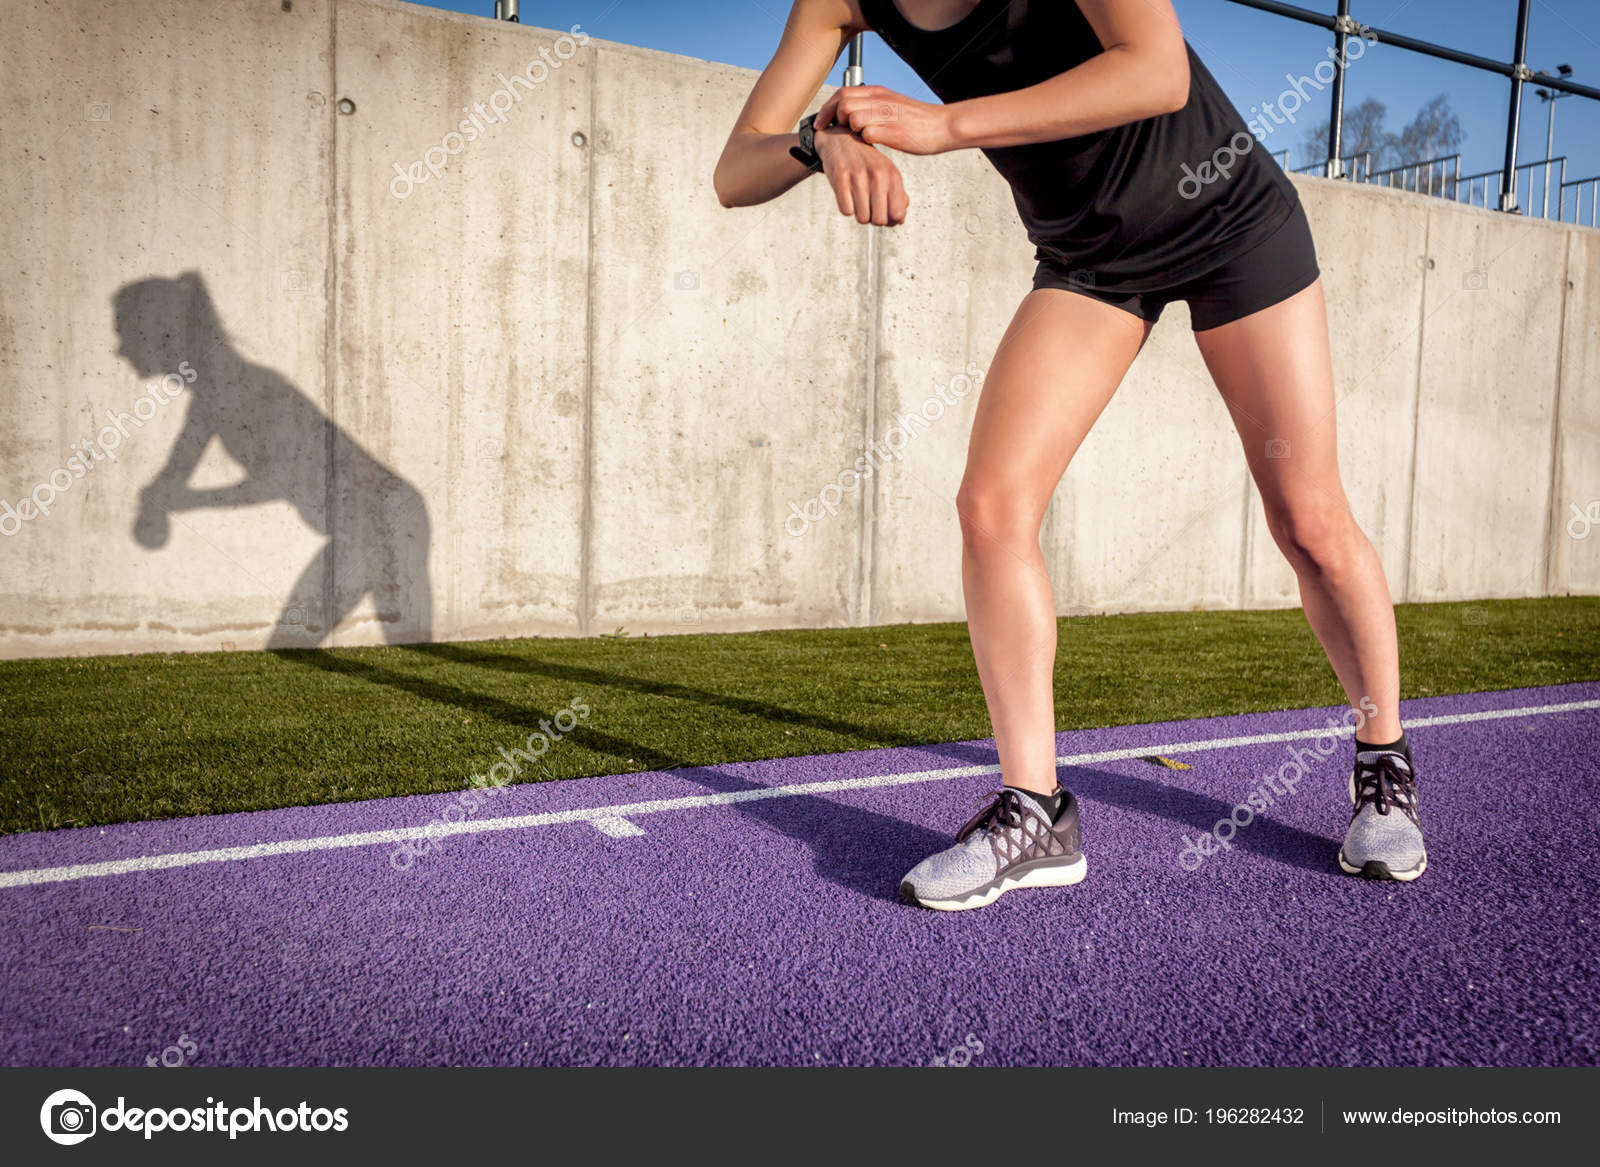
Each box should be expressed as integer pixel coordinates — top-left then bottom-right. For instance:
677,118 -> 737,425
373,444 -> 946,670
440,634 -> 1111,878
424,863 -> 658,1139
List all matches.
406,641 -> 951,755
271,648 -> 686,773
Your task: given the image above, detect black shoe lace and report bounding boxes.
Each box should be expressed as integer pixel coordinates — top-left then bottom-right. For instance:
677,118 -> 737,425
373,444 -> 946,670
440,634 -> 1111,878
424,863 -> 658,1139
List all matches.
954,788 -> 1029,843
1353,753 -> 1419,823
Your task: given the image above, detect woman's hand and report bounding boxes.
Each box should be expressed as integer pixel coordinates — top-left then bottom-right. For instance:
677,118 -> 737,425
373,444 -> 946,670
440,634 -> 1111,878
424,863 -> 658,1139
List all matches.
814,126 -> 911,225
816,85 -> 957,156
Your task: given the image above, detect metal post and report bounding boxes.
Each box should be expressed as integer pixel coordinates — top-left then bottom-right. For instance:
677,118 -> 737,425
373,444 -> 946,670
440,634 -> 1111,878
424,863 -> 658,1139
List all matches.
493,0 -> 519,21
1539,68 -> 1575,221
1326,0 -> 1351,179
1542,95 -> 1555,218
844,34 -> 865,87
1499,0 -> 1532,212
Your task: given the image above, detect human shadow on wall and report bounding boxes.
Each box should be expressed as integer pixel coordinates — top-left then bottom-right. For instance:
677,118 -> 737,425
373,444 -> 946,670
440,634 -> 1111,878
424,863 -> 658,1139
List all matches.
113,271 -> 432,647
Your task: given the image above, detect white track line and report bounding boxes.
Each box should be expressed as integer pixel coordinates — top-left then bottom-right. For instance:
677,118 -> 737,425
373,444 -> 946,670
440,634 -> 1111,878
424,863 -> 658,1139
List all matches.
1,697 -> 1594,890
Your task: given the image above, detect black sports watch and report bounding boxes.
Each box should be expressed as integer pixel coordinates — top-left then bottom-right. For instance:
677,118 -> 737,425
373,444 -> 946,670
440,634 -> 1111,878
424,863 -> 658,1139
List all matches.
790,113 -> 824,174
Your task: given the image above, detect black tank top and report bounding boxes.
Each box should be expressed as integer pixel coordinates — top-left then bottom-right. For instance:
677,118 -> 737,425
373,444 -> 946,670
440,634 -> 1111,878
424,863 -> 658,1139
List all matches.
858,0 -> 1300,292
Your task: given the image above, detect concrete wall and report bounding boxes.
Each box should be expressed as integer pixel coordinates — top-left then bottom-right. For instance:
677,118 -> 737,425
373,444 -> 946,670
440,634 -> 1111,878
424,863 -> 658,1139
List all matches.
1,0 -> 1595,659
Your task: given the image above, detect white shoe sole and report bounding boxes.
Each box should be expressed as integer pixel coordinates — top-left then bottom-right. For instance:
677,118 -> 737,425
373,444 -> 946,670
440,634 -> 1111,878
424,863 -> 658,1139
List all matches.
1338,849 -> 1427,881
904,855 -> 1088,912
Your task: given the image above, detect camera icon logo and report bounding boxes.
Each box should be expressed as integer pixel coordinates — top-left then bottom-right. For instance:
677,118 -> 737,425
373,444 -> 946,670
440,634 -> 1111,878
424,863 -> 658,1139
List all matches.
673,270 -> 699,292
40,1088 -> 97,1145
1462,267 -> 1489,290
1265,438 -> 1291,459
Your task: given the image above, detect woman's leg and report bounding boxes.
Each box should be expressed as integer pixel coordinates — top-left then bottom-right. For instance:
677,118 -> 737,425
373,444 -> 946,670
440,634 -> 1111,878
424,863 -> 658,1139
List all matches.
1191,279 -> 1402,740
958,289 -> 1153,795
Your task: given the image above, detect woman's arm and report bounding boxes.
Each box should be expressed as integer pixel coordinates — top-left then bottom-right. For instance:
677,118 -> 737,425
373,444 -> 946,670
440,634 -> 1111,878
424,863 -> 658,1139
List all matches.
817,0 -> 1191,155
133,396 -> 211,548
714,0 -> 909,225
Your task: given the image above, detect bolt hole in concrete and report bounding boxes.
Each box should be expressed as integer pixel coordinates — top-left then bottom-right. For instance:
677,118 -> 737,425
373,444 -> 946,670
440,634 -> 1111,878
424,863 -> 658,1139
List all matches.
337,98 -> 356,116
571,131 -> 587,148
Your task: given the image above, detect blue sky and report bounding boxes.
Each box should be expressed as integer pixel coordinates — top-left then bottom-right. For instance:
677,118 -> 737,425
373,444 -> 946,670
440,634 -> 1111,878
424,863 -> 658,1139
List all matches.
420,1 -> 1600,212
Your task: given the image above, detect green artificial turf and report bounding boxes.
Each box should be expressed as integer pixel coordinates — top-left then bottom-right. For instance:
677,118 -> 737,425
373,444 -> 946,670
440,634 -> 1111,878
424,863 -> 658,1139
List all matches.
1,596 -> 1595,835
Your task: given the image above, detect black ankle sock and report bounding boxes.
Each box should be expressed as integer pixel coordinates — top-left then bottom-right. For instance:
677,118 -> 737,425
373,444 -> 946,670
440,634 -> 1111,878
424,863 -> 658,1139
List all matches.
1009,785 -> 1064,820
1355,731 -> 1411,761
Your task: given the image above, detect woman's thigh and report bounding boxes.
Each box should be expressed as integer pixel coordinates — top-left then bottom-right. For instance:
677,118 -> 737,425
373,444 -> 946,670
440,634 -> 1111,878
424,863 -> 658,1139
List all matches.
1190,278 -> 1350,522
961,288 -> 1152,526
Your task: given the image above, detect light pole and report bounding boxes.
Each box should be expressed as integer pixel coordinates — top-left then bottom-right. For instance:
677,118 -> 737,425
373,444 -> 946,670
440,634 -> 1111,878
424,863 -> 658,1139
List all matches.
494,0 -> 519,21
1537,64 -> 1575,219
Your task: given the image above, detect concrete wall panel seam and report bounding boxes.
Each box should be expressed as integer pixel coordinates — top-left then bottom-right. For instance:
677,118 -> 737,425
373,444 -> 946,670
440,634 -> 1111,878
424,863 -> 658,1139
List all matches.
578,42 -> 600,638
1542,230 -> 1575,594
857,223 -> 883,627
1401,207 -> 1433,603
324,0 -> 341,645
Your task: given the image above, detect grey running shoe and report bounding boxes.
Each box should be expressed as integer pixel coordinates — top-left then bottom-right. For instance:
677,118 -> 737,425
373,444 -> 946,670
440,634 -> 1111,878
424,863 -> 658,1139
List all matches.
1338,750 -> 1426,882
899,787 -> 1087,911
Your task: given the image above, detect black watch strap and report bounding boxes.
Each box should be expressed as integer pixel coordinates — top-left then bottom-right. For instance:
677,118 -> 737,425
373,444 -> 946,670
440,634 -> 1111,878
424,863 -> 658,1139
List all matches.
791,113 -> 824,173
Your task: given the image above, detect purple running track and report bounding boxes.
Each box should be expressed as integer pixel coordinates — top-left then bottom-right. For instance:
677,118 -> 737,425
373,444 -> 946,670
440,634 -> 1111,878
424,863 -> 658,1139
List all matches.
1,683 -> 1597,1067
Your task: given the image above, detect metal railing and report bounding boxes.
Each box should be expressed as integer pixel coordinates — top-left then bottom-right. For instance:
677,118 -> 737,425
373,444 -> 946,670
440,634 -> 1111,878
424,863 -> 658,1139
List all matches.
1510,156 -> 1566,217
1368,154 -> 1461,197
1293,151 -> 1373,180
1223,0 -> 1600,214
1454,168 -> 1503,210
1560,176 -> 1600,227
1455,157 -> 1567,211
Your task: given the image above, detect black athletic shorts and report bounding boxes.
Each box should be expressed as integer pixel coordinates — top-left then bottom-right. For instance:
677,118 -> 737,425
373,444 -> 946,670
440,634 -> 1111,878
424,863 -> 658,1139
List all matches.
1031,199 -> 1321,332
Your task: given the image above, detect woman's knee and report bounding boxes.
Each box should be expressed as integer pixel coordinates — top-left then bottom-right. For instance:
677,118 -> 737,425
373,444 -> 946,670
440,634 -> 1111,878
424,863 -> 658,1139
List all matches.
955,477 -> 1046,553
1265,499 -> 1356,575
